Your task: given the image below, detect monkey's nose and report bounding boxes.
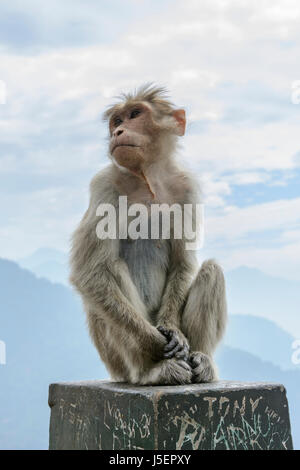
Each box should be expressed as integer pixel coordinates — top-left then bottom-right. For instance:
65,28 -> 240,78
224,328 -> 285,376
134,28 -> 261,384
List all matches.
114,129 -> 124,137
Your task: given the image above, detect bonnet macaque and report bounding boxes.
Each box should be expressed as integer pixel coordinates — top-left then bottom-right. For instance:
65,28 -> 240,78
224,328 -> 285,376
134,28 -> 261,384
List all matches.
70,84 -> 227,385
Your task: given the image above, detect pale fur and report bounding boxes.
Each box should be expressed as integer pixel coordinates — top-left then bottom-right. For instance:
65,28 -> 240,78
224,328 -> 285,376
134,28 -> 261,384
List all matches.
70,85 -> 227,385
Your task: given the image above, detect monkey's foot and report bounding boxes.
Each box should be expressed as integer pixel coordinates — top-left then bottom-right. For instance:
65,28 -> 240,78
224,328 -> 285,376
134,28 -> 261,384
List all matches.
161,358 -> 193,385
146,357 -> 192,386
189,352 -> 217,384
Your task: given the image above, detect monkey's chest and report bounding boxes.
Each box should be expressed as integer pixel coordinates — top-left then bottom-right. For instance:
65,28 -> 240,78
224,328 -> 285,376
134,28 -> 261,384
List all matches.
119,238 -> 170,315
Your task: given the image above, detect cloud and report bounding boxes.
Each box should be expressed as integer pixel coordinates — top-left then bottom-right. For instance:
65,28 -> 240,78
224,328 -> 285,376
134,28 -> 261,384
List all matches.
206,197 -> 300,241
0,0 -> 299,283
210,239 -> 300,283
200,196 -> 300,281
0,0 -> 171,51
0,185 -> 88,259
184,122 -> 300,175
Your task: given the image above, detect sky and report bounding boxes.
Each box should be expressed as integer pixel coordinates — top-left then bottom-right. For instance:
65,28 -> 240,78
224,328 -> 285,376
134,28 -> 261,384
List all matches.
0,0 -> 300,281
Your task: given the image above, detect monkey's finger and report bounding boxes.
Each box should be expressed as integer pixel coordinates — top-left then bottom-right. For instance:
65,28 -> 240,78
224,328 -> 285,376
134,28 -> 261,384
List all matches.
157,326 -> 171,338
177,360 -> 191,372
175,345 -> 189,360
176,344 -> 190,360
164,335 -> 179,352
190,356 -> 198,369
174,350 -> 186,360
157,326 -> 167,334
164,342 -> 182,358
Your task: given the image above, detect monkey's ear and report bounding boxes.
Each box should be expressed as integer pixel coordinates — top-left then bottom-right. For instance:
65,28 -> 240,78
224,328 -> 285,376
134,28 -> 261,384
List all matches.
172,109 -> 186,136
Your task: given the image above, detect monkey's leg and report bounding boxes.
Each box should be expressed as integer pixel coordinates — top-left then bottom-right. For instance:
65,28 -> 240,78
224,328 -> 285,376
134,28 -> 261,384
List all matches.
85,300 -> 192,386
181,259 -> 227,383
139,358 -> 193,385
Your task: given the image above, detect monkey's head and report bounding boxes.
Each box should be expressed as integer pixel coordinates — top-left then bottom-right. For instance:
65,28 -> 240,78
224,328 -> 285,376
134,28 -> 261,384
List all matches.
103,84 -> 186,179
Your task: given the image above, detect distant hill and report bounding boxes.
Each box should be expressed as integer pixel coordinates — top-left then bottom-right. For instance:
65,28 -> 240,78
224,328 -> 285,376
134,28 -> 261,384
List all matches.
17,253 -> 300,370
0,258 -> 107,450
19,247 -> 67,267
18,253 -> 300,339
216,345 -> 300,449
18,248 -> 68,285
225,314 -> 296,371
0,258 -> 299,449
226,266 -> 300,337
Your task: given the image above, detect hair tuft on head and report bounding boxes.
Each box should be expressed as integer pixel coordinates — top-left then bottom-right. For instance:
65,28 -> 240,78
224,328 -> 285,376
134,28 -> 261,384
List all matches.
102,83 -> 175,121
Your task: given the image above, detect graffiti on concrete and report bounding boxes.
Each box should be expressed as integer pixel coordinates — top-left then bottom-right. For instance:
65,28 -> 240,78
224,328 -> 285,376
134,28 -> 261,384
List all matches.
103,399 -> 151,450
164,393 -> 292,450
49,382 -> 293,450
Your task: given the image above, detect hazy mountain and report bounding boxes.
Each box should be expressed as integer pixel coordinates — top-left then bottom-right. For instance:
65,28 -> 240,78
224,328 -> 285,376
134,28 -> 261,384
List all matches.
18,252 -> 300,338
14,251 -> 300,370
226,266 -> 300,337
18,248 -> 68,285
216,345 -> 300,449
19,247 -> 67,267
225,314 -> 296,371
0,258 -> 299,449
0,259 -> 107,450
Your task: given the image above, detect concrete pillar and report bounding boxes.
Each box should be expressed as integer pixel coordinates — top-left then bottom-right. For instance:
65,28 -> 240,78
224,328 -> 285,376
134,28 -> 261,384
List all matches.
48,380 -> 293,450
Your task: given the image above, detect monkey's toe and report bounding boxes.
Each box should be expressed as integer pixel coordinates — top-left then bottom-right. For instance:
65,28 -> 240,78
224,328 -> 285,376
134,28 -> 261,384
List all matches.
190,352 -> 217,383
157,357 -> 193,385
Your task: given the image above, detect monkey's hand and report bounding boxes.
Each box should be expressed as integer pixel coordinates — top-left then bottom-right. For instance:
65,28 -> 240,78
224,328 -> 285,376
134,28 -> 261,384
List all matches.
157,326 -> 190,362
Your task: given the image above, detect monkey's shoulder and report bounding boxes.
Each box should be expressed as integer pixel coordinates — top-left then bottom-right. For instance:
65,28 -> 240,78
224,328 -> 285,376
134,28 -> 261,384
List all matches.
89,166 -> 119,206
166,169 -> 201,205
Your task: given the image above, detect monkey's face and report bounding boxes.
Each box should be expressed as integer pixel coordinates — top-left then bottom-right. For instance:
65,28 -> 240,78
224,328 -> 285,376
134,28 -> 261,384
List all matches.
109,103 -> 164,175
108,101 -> 186,180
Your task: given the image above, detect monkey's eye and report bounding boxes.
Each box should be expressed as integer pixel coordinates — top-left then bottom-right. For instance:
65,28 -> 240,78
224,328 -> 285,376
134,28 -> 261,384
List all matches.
113,117 -> 123,127
130,109 -> 141,119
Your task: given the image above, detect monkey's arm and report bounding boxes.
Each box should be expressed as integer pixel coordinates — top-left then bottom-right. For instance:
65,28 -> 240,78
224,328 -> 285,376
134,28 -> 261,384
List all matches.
156,185 -> 200,359
157,247 -> 195,329
70,172 -> 167,361
156,244 -> 195,360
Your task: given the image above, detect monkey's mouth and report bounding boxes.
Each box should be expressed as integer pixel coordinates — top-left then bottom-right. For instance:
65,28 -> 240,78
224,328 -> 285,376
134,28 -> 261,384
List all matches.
112,144 -> 140,153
